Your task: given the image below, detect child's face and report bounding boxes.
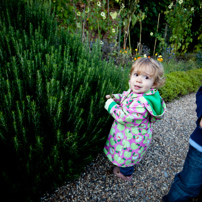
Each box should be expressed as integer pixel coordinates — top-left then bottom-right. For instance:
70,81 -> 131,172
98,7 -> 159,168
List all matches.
130,66 -> 156,94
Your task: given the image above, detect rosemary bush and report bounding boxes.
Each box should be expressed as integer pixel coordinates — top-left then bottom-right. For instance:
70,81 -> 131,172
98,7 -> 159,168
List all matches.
0,0 -> 127,200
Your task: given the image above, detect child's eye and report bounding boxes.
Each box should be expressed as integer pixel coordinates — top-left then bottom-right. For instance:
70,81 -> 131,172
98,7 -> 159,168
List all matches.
145,76 -> 149,79
134,73 -> 138,76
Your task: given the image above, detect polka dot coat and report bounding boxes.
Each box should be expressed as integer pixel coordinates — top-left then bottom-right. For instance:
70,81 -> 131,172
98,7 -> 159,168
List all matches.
104,89 -> 166,167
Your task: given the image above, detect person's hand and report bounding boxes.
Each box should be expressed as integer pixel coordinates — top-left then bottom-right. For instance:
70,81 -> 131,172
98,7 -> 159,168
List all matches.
200,118 -> 202,128
106,94 -> 115,99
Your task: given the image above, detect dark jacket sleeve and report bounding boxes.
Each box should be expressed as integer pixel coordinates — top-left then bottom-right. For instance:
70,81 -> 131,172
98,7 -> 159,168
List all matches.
196,86 -> 202,126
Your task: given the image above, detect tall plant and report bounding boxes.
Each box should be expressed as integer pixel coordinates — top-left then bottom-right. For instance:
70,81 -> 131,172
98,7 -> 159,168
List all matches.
164,0 -> 195,54
52,0 -> 123,43
0,0 -> 127,200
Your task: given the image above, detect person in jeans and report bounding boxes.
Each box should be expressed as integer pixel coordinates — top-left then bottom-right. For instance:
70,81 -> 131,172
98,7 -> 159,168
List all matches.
103,58 -> 166,181
163,85 -> 202,202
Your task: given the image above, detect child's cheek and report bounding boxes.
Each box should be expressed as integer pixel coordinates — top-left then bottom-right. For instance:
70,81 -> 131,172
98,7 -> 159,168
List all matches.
129,80 -> 132,89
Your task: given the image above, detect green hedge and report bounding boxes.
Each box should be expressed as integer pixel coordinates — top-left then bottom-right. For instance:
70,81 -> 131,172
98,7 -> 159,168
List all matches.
159,68 -> 202,102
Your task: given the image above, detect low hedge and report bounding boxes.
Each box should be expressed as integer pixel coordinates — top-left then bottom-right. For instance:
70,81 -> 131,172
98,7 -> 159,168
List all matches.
159,68 -> 202,102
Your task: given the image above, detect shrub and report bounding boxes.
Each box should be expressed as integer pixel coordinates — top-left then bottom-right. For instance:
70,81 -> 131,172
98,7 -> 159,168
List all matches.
0,0 -> 128,200
162,58 -> 199,74
159,69 -> 202,102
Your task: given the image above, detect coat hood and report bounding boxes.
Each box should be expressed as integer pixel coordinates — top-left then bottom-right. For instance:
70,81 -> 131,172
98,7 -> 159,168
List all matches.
132,88 -> 166,122
143,89 -> 165,116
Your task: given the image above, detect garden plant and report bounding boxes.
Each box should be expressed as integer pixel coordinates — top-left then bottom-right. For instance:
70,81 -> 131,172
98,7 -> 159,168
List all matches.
0,0 -> 128,200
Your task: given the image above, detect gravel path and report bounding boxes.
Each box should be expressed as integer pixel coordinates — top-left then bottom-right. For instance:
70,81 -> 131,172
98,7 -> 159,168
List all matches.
42,92 -> 199,202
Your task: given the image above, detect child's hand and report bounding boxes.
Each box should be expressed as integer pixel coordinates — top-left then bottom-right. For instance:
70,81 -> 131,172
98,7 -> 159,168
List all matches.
106,94 -> 115,99
200,118 -> 202,128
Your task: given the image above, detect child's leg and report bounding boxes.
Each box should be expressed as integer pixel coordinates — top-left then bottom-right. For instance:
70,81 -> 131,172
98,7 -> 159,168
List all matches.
113,166 -> 134,181
163,145 -> 202,202
120,166 -> 134,176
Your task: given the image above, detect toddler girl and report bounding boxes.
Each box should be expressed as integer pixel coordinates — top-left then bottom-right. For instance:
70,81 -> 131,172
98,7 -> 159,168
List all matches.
104,57 -> 166,181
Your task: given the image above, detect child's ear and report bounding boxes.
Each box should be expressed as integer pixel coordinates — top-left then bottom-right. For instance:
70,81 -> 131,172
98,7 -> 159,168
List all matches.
152,82 -> 157,89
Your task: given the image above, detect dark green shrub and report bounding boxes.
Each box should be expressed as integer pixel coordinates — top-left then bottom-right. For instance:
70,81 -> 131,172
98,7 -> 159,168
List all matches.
159,69 -> 202,102
0,0 -> 128,200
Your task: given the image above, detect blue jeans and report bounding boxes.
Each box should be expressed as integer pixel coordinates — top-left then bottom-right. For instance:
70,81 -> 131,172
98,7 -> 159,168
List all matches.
163,144 -> 202,202
120,166 -> 134,176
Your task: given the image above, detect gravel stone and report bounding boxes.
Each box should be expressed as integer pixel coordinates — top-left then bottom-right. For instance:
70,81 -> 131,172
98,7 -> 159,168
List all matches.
42,93 -> 200,202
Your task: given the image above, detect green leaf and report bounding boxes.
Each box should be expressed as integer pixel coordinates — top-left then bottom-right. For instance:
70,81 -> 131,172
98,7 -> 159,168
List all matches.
58,13 -> 63,18
64,11 -> 68,18
132,14 -> 137,27
57,6 -> 62,11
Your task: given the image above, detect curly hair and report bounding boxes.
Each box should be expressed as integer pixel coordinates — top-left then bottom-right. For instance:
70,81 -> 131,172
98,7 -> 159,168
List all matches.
130,57 -> 165,89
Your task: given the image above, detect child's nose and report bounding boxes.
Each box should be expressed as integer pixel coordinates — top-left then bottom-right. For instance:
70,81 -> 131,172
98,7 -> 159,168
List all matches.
136,76 -> 142,83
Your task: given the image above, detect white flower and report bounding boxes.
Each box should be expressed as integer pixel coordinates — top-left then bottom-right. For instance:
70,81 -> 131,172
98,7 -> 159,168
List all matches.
97,1 -> 101,7
110,11 -> 118,20
100,40 -> 103,45
178,0 -> 183,4
101,12 -> 106,19
112,28 -> 116,33
150,32 -> 153,36
77,11 -> 81,16
191,7 -> 194,11
101,12 -> 105,16
121,3 -> 125,9
144,54 -> 147,58
168,3 -> 173,9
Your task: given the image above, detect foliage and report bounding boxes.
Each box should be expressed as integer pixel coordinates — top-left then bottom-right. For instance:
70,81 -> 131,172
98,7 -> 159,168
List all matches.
196,51 -> 202,67
194,33 -> 202,52
129,0 -> 169,55
158,68 -> 202,102
0,0 -> 128,200
163,57 -> 199,74
51,0 -> 201,56
75,0 -> 120,42
108,47 -> 132,67
51,0 -> 147,60
50,0 -> 202,58
164,0 -> 195,54
161,46 -> 175,62
117,0 -> 145,51
52,0 -> 123,43
187,0 -> 202,52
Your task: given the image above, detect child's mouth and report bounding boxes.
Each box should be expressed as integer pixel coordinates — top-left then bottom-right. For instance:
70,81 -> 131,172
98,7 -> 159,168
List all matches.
134,85 -> 141,89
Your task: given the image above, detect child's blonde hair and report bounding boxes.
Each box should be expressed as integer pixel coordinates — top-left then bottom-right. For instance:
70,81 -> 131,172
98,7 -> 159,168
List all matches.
130,57 -> 165,89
